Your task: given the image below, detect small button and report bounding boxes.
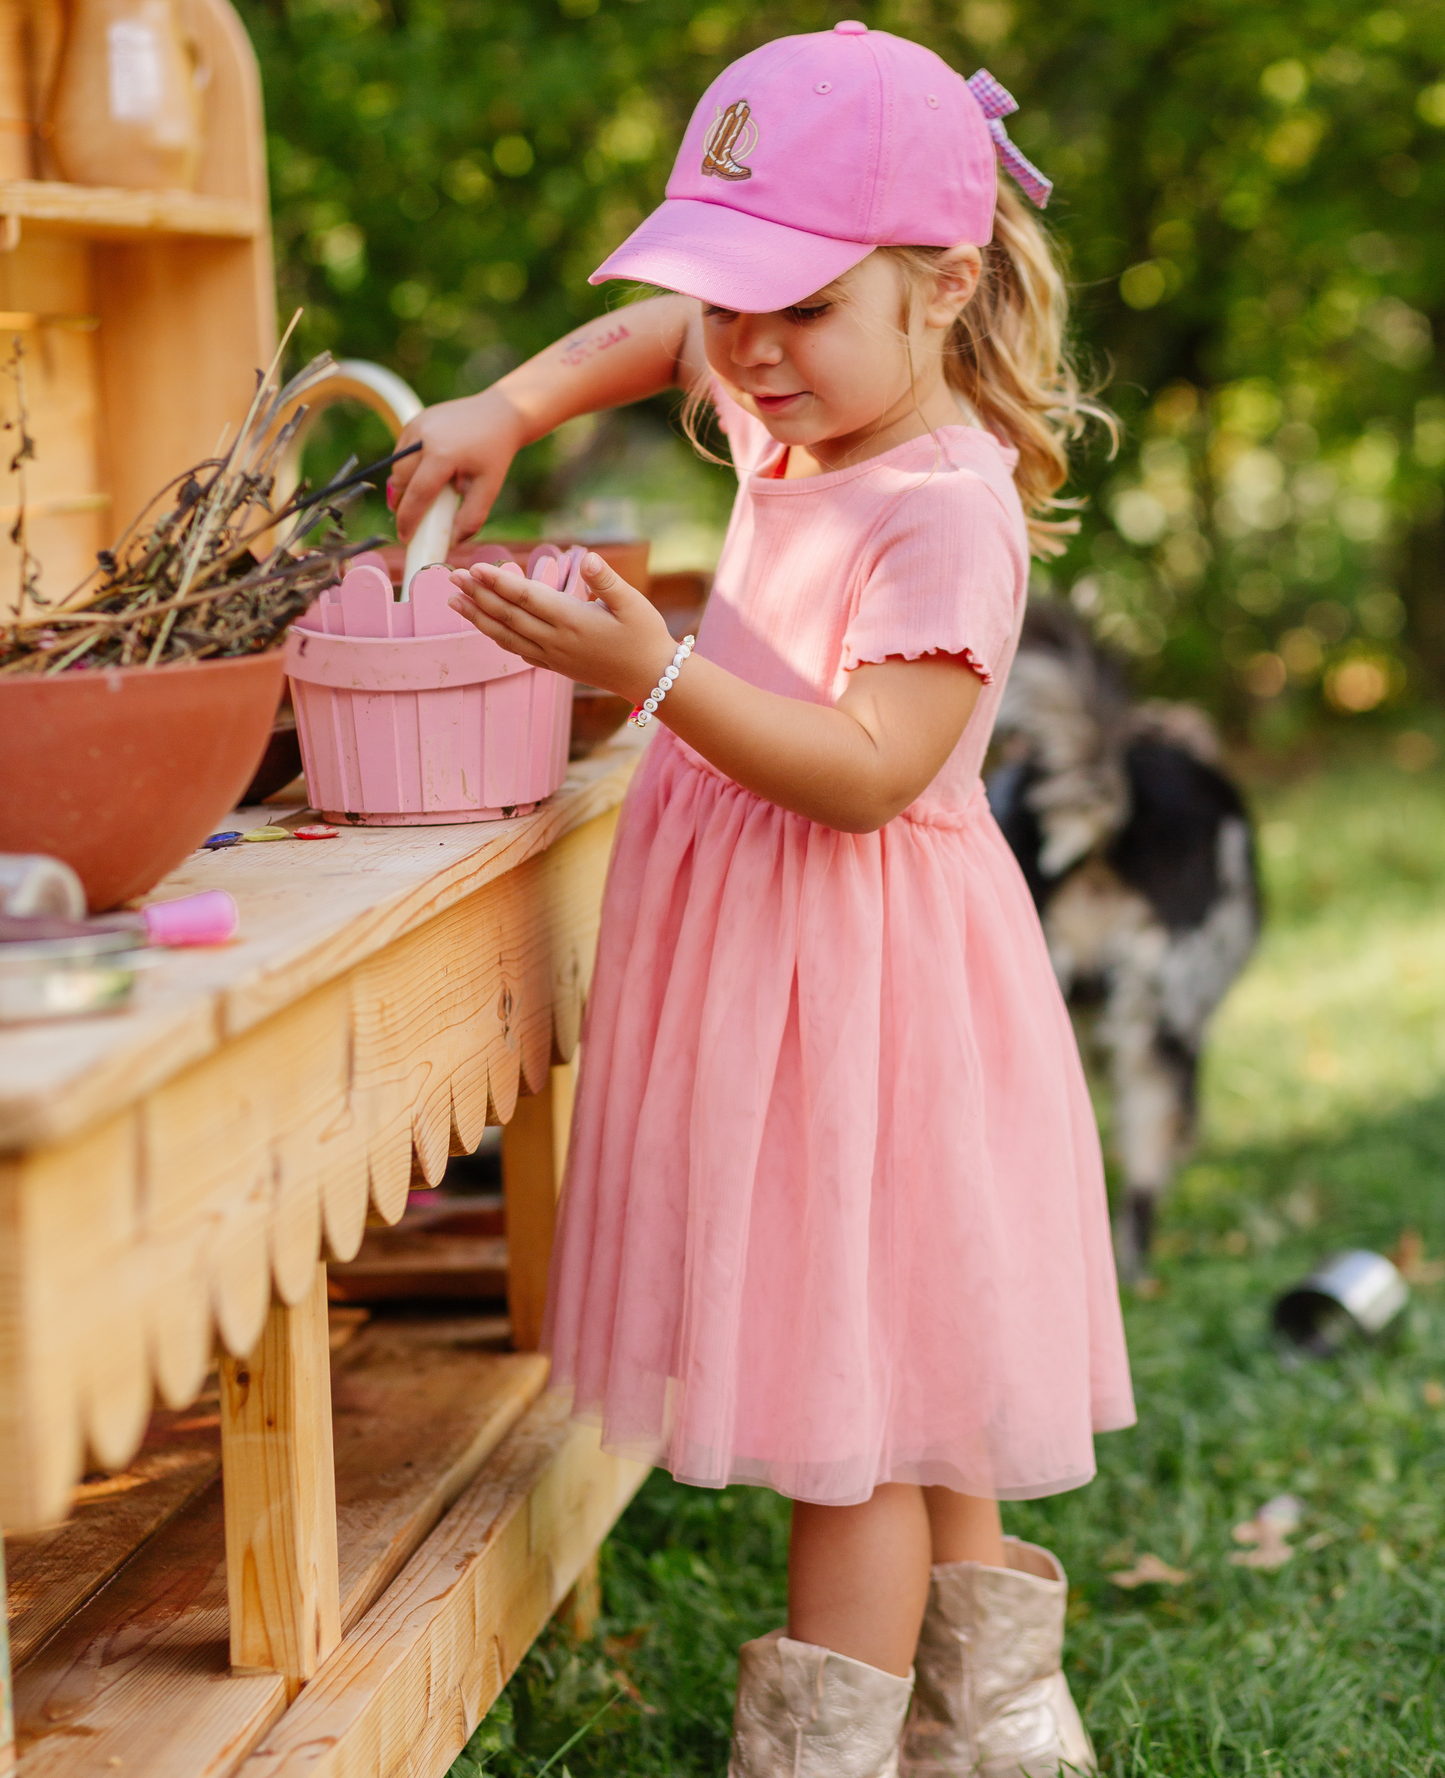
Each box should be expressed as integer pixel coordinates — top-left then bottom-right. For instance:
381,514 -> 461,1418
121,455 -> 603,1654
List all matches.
815,80 -> 833,93
926,93 -> 940,108
833,18 -> 867,32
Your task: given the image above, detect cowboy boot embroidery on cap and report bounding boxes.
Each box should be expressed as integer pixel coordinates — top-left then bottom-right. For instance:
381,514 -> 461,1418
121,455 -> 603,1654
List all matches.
701,100 -> 757,180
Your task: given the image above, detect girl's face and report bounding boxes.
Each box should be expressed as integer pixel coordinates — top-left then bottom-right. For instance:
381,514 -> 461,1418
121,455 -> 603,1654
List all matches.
701,246 -> 979,469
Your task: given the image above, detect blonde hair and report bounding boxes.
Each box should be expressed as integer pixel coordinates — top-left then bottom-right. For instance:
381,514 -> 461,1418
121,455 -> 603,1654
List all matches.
679,184 -> 1115,560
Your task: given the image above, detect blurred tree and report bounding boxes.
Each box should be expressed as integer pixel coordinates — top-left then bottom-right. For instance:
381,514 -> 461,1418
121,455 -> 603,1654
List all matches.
238,0 -> 1445,733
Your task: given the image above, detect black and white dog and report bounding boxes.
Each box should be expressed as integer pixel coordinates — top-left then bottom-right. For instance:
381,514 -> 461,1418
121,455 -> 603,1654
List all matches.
988,602 -> 1261,1280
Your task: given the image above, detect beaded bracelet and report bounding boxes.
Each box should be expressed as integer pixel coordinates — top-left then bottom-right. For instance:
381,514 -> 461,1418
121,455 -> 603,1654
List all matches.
630,635 -> 696,727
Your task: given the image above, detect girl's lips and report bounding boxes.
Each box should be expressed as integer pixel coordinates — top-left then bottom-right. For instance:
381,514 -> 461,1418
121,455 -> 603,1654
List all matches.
752,391 -> 807,412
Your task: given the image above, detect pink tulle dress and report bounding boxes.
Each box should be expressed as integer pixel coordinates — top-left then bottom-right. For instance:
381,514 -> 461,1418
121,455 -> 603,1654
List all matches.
544,390 -> 1135,1507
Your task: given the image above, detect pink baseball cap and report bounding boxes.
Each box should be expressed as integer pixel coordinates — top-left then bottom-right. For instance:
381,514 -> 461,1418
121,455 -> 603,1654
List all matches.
590,23 -> 1052,313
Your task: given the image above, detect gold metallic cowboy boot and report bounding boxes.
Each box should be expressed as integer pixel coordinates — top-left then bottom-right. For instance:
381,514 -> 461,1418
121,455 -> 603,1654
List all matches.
899,1538 -> 1095,1777
729,1628 -> 915,1778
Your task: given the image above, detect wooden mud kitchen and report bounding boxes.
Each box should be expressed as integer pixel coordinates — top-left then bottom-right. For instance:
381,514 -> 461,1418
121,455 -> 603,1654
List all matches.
0,0 -> 651,1769
0,739 -> 649,1776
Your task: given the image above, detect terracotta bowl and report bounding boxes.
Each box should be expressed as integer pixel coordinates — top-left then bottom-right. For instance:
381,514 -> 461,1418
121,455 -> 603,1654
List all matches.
0,651 -> 287,910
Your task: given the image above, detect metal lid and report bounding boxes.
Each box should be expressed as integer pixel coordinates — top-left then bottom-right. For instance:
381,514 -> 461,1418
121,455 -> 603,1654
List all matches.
0,913 -> 146,967
1273,1248 -> 1409,1355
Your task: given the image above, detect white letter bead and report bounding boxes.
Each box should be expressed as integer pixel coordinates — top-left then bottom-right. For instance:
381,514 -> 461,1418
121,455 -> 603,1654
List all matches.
663,666 -> 678,683
644,697 -> 659,712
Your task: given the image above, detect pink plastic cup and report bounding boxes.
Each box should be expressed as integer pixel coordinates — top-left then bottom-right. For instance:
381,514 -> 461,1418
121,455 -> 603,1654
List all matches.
142,889 -> 239,947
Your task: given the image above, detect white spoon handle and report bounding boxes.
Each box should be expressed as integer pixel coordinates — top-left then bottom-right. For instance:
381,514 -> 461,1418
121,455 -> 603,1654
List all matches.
401,485 -> 459,600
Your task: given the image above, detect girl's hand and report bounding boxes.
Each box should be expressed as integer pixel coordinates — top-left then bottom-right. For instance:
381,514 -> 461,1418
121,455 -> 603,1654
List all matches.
448,553 -> 677,705
389,387 -> 527,547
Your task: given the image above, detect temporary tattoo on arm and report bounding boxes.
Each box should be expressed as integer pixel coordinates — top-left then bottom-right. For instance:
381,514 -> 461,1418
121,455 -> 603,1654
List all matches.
559,322 -> 632,368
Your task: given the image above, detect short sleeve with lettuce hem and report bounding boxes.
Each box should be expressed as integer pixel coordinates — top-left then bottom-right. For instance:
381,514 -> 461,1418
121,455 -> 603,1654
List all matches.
840,454 -> 1027,687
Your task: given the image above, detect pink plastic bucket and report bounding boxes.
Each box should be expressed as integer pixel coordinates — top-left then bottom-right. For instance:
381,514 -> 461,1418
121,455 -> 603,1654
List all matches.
285,546 -> 581,826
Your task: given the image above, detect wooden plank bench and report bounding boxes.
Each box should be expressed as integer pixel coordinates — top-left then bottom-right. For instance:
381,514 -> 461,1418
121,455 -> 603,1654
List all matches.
0,734 -> 650,1777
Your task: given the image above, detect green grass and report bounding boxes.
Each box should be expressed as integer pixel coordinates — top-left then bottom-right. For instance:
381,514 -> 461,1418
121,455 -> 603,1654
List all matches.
451,748 -> 1445,1778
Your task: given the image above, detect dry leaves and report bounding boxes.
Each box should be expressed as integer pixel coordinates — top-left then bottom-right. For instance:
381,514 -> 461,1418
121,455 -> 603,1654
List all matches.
601,1625 -> 657,1713
1108,1551 -> 1190,1588
1390,1229 -> 1445,1285
602,1626 -> 652,1657
1230,1494 -> 1304,1569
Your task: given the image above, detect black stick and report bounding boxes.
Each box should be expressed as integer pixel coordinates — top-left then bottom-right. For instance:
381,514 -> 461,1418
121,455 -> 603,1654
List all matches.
290,441 -> 422,513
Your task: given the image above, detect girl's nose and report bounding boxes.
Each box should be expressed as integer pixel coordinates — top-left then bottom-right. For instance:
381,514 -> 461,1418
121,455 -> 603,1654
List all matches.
729,316 -> 784,368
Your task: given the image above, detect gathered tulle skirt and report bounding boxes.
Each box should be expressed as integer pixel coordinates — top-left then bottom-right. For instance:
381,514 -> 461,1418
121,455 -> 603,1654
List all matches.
543,732 -> 1134,1506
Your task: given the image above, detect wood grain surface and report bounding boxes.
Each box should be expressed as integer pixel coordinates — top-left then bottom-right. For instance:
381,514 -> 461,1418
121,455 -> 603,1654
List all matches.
9,1318 -> 551,1772
1,1538 -> 12,1774
556,1550 -> 602,1642
3,1388 -> 222,1669
233,1399 -> 647,1778
0,181 -> 258,237
501,1060 -> 576,1353
220,1267 -> 341,1695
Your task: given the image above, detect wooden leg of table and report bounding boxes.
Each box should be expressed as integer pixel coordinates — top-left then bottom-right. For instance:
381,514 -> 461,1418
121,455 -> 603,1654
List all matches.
557,1548 -> 602,1641
0,1536 -> 14,1775
219,1262 -> 341,1699
501,1057 -> 576,1353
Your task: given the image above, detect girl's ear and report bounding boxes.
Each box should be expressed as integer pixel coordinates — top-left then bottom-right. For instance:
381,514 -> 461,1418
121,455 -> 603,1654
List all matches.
923,244 -> 982,331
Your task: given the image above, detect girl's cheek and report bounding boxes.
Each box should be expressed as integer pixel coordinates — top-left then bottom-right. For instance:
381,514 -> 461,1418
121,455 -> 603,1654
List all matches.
820,337 -> 885,414
709,367 -> 746,409
701,331 -> 733,381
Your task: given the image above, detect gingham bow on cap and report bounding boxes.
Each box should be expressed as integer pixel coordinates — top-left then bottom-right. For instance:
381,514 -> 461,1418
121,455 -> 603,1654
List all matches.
966,69 -> 1053,209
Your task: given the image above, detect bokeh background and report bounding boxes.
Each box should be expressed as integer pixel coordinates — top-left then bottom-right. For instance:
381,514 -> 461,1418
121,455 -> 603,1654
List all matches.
239,0 -> 1445,752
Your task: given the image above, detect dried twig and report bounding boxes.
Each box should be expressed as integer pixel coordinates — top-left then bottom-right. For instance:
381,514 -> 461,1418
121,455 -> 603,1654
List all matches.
0,320 -> 391,678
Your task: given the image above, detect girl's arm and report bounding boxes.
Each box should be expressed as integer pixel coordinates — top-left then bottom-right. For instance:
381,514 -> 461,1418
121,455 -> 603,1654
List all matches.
449,554 -> 982,834
391,294 -> 706,544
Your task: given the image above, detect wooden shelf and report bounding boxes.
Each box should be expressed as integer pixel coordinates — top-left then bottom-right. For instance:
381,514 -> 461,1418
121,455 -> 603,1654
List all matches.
327,1193 -> 509,1306
0,179 -> 259,240
7,1315 -> 565,1774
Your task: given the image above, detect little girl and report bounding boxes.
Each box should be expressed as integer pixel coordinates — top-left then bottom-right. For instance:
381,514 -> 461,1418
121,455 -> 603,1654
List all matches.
391,23 -> 1134,1777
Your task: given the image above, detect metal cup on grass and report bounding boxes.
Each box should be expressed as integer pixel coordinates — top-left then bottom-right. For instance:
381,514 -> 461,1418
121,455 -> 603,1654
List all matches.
1273,1249 -> 1410,1357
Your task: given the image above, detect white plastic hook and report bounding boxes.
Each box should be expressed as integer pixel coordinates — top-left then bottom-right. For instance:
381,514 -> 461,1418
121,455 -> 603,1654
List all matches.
402,484 -> 460,600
